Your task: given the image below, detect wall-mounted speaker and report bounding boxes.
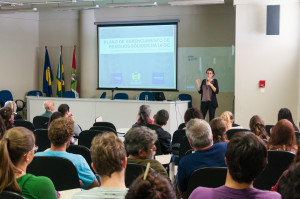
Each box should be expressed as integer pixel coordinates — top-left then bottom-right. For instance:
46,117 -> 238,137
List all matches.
266,5 -> 280,35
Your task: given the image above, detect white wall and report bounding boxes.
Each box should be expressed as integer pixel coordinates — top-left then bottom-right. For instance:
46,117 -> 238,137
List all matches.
0,13 -> 39,100
234,0 -> 300,127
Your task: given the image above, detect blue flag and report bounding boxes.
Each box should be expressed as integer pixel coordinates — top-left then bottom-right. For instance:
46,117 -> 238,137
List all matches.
43,48 -> 53,97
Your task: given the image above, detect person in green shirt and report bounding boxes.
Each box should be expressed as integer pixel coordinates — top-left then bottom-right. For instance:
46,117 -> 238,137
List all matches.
0,127 -> 57,199
40,100 -> 55,118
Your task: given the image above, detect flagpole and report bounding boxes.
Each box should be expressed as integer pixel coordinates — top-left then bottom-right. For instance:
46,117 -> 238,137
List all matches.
60,45 -> 63,97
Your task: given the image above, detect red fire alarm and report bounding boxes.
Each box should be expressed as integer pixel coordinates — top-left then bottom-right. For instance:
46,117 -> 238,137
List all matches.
259,80 -> 265,88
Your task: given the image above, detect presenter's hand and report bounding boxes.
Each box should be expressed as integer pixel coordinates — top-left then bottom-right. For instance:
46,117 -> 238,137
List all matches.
195,78 -> 201,85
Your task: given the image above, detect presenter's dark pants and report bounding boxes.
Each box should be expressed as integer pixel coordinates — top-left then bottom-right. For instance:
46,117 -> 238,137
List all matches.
201,101 -> 216,121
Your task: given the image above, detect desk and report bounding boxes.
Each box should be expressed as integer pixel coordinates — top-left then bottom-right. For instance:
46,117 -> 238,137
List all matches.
27,97 -> 188,134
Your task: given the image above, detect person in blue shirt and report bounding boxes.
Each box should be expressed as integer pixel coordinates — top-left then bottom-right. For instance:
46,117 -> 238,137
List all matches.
35,117 -> 98,189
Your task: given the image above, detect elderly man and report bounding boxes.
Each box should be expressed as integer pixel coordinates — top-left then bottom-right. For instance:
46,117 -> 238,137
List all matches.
177,118 -> 228,198
72,133 -> 128,198
189,132 -> 281,199
35,117 -> 98,189
124,126 -> 168,179
40,100 -> 55,118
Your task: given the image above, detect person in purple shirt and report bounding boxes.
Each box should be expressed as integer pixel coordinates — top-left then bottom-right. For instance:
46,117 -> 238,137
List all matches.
177,119 -> 228,198
189,132 -> 281,199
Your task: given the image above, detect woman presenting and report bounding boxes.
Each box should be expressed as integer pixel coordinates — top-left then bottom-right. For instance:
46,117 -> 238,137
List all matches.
196,68 -> 219,121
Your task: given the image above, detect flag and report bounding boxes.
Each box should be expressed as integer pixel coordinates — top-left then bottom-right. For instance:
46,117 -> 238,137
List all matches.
43,48 -> 53,97
71,46 -> 79,98
56,47 -> 65,97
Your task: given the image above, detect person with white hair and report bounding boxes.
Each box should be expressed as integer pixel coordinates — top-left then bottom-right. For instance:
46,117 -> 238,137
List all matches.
40,100 -> 55,118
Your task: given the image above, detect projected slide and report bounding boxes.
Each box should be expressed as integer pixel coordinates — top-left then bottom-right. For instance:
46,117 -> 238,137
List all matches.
97,23 -> 177,90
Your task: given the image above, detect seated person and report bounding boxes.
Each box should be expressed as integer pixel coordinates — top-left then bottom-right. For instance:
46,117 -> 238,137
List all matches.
132,105 -> 153,127
146,109 -> 171,154
177,119 -> 228,198
72,133 -> 128,198
40,100 -> 55,118
124,126 -> 168,179
35,117 -> 98,189
179,107 -> 203,129
0,106 -> 13,130
249,115 -> 269,141
220,111 -> 243,130
0,127 -> 57,199
189,132 -> 281,199
210,117 -> 228,144
0,116 -> 5,139
125,170 -> 175,199
278,162 -> 300,199
58,104 -> 81,137
4,101 -> 22,120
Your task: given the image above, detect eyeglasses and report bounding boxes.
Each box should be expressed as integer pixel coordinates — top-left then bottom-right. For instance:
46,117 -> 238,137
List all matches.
33,146 -> 39,153
206,72 -> 213,74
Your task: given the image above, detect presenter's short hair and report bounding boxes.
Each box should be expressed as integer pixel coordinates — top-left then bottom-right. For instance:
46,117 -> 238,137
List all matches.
206,68 -> 215,75
226,132 -> 267,183
186,119 -> 212,149
48,117 -> 74,146
124,126 -> 157,156
91,133 -> 126,177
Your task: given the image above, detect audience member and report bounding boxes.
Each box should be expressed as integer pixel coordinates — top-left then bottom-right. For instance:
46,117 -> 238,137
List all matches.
220,111 -> 242,130
146,109 -> 171,154
4,101 -> 22,120
124,126 -> 168,178
125,170 -> 175,199
189,132 -> 281,199
40,100 -> 55,118
278,108 -> 299,132
0,127 -> 57,198
35,117 -> 98,189
278,162 -> 300,199
72,133 -> 128,198
177,119 -> 227,198
267,119 -> 298,154
210,117 -> 228,144
0,116 -> 6,139
58,104 -> 81,137
0,106 -> 13,130
132,105 -> 153,127
249,115 -> 269,141
179,107 -> 203,129
48,111 -> 64,127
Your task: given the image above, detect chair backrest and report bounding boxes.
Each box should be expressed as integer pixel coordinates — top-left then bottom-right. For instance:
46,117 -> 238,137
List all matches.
179,136 -> 192,161
62,91 -> 75,98
172,129 -> 186,156
265,125 -> 274,136
33,116 -> 49,129
27,156 -> 80,191
100,92 -> 106,99
13,120 -> 35,131
67,145 -> 92,171
0,191 -> 26,199
178,122 -> 186,130
125,163 -> 146,187
90,126 -> 117,134
114,93 -> 129,100
155,140 -> 162,155
27,90 -> 43,97
0,90 -> 13,107
139,92 -> 155,101
226,128 -> 249,140
34,129 -> 51,152
93,122 -> 117,131
254,150 -> 295,190
78,130 -> 105,149
178,94 -> 192,108
186,167 -> 227,198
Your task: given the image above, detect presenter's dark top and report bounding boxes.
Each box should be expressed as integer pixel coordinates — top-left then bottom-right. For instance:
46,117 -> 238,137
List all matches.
198,79 -> 219,108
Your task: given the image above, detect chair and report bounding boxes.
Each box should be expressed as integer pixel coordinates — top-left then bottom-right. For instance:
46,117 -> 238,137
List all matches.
13,120 -> 35,131
67,145 -> 92,171
178,122 -> 186,130
62,91 -> 75,98
0,90 -> 25,112
27,90 -> 43,97
186,167 -> 227,198
125,163 -> 146,187
114,93 -> 129,100
178,94 -> 192,108
34,129 -> 51,152
0,191 -> 25,199
33,116 -> 49,129
93,121 -> 117,132
171,129 -> 186,156
226,128 -> 249,140
155,140 -> 162,155
179,136 -> 192,161
27,156 -> 80,191
139,92 -> 155,101
100,92 -> 106,99
78,130 -> 105,149
265,125 -> 274,136
254,150 -> 295,190
90,126 -> 117,134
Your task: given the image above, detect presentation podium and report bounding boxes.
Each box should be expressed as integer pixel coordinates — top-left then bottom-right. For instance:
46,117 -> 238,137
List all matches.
26,96 -> 188,134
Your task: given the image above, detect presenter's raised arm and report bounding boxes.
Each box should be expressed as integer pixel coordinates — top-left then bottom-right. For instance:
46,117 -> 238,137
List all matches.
196,78 -> 201,91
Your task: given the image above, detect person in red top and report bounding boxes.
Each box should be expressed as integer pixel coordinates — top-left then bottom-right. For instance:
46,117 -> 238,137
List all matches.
132,105 -> 153,127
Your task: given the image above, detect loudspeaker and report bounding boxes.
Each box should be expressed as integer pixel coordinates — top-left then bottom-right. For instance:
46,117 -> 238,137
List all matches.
266,5 -> 280,35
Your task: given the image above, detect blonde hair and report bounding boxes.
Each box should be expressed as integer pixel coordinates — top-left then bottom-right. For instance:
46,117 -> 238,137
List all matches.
220,111 -> 234,130
4,101 -> 17,113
